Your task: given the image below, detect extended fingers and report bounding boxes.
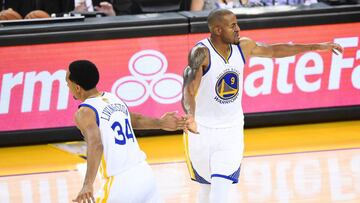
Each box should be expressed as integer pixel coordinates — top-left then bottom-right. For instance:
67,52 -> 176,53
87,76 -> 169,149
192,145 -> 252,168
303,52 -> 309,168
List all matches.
334,44 -> 343,53
176,117 -> 187,129
331,43 -> 343,55
86,192 -> 94,203
73,192 -> 94,203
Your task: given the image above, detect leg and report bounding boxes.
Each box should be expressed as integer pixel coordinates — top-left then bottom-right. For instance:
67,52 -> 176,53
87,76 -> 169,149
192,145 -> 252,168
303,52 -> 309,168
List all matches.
208,126 -> 244,203
209,177 -> 233,203
197,184 -> 210,203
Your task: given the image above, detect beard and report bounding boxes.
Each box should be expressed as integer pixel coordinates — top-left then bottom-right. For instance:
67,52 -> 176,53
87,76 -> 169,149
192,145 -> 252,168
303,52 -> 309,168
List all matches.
233,31 -> 240,45
233,35 -> 240,45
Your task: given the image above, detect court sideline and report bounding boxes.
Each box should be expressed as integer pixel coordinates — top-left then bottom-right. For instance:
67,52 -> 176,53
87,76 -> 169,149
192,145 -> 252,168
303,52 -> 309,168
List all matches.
0,120 -> 359,202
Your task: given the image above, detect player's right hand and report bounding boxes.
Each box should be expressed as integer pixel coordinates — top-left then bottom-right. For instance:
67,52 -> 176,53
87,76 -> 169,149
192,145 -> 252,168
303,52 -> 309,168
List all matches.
184,114 -> 199,134
317,42 -> 343,55
73,184 -> 95,203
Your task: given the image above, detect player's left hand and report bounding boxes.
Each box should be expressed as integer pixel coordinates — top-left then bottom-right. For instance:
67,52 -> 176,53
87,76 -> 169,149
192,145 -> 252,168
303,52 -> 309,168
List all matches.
159,111 -> 186,131
73,184 -> 95,203
318,42 -> 343,55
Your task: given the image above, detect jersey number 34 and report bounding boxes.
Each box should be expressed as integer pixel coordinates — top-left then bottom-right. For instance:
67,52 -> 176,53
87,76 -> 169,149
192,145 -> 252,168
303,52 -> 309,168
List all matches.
111,118 -> 135,145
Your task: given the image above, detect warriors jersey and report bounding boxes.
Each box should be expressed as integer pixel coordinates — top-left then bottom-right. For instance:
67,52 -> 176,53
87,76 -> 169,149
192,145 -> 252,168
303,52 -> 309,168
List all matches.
79,92 -> 146,178
195,38 -> 246,128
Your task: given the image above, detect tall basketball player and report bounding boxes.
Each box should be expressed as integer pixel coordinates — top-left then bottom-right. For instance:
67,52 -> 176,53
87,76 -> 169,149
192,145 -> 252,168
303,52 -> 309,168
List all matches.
182,9 -> 343,203
66,60 -> 185,203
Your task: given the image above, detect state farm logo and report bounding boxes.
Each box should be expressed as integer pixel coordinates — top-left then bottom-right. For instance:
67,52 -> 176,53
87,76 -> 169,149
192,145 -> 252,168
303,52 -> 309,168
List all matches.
111,50 -> 183,106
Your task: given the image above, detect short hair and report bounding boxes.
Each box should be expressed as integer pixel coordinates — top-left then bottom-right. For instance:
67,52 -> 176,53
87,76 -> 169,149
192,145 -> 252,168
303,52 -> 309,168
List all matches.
207,9 -> 234,32
68,60 -> 99,90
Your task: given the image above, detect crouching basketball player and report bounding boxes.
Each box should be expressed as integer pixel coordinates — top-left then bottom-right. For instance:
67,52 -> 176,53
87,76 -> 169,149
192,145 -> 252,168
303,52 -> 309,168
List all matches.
66,60 -> 185,203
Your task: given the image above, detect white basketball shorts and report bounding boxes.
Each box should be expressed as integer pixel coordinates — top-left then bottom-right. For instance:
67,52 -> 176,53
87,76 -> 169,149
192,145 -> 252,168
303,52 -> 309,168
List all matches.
96,161 -> 162,203
184,124 -> 244,184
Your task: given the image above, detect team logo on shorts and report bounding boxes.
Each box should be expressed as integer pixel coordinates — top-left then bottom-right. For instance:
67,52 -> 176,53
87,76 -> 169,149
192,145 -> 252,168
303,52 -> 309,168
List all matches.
215,71 -> 239,100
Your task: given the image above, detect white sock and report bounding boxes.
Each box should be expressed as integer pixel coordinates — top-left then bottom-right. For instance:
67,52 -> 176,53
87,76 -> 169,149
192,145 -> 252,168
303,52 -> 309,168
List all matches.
209,177 -> 233,203
197,184 -> 211,203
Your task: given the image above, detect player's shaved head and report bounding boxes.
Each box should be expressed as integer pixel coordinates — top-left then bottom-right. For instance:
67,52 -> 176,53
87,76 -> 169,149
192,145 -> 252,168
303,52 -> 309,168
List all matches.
207,9 -> 234,32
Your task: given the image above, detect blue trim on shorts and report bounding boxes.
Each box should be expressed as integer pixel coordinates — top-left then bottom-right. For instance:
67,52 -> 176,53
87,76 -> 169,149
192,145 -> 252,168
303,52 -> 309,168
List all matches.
211,174 -> 238,183
211,165 -> 241,184
79,103 -> 99,126
191,164 -> 210,184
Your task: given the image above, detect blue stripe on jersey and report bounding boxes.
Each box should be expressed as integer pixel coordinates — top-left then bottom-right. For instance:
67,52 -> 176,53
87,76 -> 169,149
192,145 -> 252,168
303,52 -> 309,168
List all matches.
237,44 -> 246,64
229,45 -> 233,61
79,103 -> 100,126
211,165 -> 241,184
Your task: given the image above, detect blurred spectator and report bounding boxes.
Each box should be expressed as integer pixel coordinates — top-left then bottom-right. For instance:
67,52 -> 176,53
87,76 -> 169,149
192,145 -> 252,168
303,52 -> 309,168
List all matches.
2,0 -> 136,18
0,8 -> 22,20
190,0 -> 318,10
319,0 -> 358,5
70,0 -> 137,15
191,0 -> 241,11
74,0 -> 116,16
257,0 -> 318,6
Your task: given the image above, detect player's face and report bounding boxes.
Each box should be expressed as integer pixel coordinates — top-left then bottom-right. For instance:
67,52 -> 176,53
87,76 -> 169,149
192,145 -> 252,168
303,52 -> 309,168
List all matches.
221,14 -> 240,45
65,71 -> 79,100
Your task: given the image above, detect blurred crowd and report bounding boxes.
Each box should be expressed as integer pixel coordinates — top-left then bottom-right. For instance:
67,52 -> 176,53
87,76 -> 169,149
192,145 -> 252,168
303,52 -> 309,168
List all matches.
0,0 -> 135,20
0,0 -> 358,21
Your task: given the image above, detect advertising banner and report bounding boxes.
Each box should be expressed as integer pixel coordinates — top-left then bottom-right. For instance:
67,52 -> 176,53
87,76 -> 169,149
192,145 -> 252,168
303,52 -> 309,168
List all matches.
0,22 -> 359,131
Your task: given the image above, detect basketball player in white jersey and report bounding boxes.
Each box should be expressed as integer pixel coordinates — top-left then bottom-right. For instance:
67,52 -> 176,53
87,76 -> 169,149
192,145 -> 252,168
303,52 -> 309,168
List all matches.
66,60 -> 185,203
182,9 -> 343,203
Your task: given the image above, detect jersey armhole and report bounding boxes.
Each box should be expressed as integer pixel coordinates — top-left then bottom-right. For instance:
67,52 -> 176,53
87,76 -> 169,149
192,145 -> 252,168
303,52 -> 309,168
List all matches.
79,103 -> 100,126
237,44 -> 246,64
197,42 -> 211,76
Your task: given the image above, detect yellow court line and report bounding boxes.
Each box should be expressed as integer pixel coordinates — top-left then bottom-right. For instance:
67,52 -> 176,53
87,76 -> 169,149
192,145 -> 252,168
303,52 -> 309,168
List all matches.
0,144 -> 85,176
244,120 -> 360,156
0,121 -> 359,175
139,120 -> 360,163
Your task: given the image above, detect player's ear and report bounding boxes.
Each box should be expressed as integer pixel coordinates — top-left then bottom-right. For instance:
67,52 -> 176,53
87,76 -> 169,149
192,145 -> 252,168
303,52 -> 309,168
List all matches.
214,25 -> 222,36
75,84 -> 82,92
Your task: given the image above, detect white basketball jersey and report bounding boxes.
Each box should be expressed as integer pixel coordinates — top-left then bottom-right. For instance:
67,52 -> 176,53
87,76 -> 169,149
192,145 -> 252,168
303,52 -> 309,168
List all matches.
80,92 -> 146,178
195,38 -> 245,128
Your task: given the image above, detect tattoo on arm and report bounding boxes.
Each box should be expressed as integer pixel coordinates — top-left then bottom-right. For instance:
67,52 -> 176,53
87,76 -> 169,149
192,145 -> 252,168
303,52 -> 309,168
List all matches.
188,46 -> 207,73
184,45 -> 207,85
182,45 -> 207,115
182,66 -> 195,114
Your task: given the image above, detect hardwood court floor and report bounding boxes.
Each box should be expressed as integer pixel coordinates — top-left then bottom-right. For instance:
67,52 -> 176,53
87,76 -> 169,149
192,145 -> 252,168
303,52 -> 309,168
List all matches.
0,121 -> 359,202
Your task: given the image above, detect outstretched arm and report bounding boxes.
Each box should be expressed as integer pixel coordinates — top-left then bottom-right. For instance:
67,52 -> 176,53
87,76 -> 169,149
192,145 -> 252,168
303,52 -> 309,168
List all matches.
241,38 -> 343,58
130,112 -> 185,131
73,107 -> 103,203
182,45 -> 209,133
